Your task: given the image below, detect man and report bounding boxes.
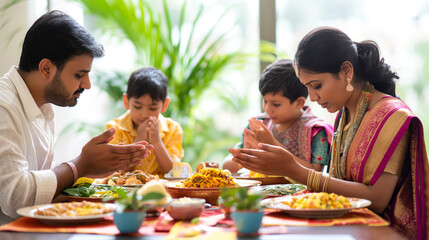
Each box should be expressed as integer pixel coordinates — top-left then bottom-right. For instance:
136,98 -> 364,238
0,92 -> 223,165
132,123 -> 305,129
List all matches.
0,10 -> 152,224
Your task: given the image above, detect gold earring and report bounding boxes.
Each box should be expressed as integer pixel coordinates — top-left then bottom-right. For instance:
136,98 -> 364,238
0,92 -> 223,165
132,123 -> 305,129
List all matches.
346,78 -> 354,92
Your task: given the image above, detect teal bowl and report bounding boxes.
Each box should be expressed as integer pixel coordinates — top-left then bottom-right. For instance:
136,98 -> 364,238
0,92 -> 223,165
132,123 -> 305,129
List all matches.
113,211 -> 146,233
231,210 -> 264,234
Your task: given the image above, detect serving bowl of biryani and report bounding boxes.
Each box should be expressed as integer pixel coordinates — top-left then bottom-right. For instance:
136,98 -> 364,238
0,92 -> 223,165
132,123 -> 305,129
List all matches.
164,168 -> 261,205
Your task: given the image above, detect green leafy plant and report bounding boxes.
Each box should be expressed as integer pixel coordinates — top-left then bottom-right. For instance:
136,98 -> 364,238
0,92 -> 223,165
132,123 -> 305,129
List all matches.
73,0 -> 243,118
219,187 -> 264,211
0,0 -> 25,48
70,0 -> 246,167
114,189 -> 164,213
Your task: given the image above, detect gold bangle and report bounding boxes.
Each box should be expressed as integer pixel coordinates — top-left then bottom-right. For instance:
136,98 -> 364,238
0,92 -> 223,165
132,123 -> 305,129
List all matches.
322,174 -> 330,192
311,170 -> 316,191
314,172 -> 322,192
306,169 -> 315,191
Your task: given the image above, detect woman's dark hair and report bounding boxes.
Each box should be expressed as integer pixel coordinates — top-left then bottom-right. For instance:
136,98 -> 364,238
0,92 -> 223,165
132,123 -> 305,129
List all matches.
19,10 -> 104,72
127,67 -> 168,102
259,59 -> 308,102
294,26 -> 398,96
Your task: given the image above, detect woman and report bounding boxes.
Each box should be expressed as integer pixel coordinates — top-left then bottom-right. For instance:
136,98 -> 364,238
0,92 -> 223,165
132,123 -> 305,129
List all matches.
230,26 -> 428,239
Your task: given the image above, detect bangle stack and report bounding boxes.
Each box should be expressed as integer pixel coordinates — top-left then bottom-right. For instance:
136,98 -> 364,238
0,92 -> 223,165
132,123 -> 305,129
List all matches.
321,174 -> 330,192
306,169 -> 330,192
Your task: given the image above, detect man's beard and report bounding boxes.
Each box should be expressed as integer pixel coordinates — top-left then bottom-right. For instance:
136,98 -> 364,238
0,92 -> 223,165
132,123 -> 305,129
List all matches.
44,72 -> 84,107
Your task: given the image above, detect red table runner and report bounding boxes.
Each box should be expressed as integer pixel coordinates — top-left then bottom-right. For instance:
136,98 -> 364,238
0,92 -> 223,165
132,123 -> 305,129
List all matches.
0,207 -> 389,236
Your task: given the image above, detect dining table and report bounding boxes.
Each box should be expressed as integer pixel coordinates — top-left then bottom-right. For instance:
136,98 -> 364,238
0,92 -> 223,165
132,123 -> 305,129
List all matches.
0,176 -> 410,240
0,225 -> 407,240
0,206 -> 407,240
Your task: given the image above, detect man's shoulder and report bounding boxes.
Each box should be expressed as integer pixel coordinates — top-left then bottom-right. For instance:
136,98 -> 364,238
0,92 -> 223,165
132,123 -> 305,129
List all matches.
0,76 -> 20,110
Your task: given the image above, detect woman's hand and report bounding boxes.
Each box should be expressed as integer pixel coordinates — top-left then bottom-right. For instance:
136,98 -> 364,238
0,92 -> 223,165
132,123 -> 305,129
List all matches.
229,143 -> 297,176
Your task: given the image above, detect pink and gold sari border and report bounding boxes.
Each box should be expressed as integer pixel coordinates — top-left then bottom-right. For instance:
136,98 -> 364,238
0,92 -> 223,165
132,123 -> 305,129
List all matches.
369,113 -> 412,185
347,98 -> 409,183
414,119 -> 427,238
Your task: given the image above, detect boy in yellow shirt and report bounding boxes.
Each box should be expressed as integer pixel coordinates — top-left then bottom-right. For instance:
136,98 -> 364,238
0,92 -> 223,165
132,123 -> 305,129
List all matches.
106,67 -> 184,177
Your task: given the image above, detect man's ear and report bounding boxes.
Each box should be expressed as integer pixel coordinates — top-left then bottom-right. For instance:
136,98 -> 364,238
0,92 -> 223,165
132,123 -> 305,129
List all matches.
122,93 -> 130,110
294,96 -> 306,109
161,97 -> 170,113
39,58 -> 55,81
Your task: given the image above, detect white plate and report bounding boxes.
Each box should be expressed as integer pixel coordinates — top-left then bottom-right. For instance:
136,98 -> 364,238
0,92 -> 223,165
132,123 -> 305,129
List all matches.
163,176 -> 188,181
261,195 -> 371,219
17,203 -> 115,225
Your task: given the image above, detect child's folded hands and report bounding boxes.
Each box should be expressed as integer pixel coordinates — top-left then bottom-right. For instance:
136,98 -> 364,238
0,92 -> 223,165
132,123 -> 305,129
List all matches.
247,118 -> 281,147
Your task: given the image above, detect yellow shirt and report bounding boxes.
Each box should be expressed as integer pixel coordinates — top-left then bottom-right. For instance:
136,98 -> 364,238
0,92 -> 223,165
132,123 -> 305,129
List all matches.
105,111 -> 184,176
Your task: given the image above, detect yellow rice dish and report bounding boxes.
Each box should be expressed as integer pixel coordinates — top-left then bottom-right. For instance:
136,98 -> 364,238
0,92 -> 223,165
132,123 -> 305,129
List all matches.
182,168 -> 236,188
282,192 -> 352,209
249,171 -> 282,178
35,201 -> 114,217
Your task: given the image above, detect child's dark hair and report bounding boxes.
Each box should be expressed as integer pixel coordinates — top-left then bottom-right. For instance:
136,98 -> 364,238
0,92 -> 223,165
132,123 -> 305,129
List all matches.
294,26 -> 398,96
126,67 -> 168,102
259,59 -> 308,102
19,10 -> 104,72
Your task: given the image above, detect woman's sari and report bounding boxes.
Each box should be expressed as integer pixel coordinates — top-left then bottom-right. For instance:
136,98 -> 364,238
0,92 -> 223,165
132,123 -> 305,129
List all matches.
331,90 -> 428,239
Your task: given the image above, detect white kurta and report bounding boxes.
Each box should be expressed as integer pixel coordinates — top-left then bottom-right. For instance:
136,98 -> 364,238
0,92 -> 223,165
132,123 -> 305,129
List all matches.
0,66 -> 57,224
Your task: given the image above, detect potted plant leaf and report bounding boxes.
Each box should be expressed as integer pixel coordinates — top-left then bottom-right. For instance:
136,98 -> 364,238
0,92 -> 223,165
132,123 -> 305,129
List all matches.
219,187 -> 264,236
113,189 -> 164,234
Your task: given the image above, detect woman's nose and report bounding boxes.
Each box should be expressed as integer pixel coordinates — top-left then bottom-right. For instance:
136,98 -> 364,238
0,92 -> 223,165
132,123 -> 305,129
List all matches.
308,90 -> 319,102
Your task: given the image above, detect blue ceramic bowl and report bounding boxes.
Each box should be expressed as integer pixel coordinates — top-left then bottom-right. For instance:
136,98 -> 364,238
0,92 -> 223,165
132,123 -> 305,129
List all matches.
231,210 -> 264,234
113,211 -> 146,233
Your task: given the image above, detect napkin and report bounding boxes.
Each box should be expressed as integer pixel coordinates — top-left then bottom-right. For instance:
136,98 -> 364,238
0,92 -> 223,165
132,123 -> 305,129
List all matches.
155,208 -> 225,232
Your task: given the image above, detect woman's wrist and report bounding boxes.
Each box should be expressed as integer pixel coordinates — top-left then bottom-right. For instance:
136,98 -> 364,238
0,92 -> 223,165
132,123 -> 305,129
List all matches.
288,157 -> 309,184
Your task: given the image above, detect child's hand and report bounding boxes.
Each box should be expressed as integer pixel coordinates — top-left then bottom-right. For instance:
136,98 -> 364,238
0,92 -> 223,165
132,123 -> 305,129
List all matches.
135,118 -> 150,142
147,116 -> 161,145
243,128 -> 258,149
248,118 -> 279,146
